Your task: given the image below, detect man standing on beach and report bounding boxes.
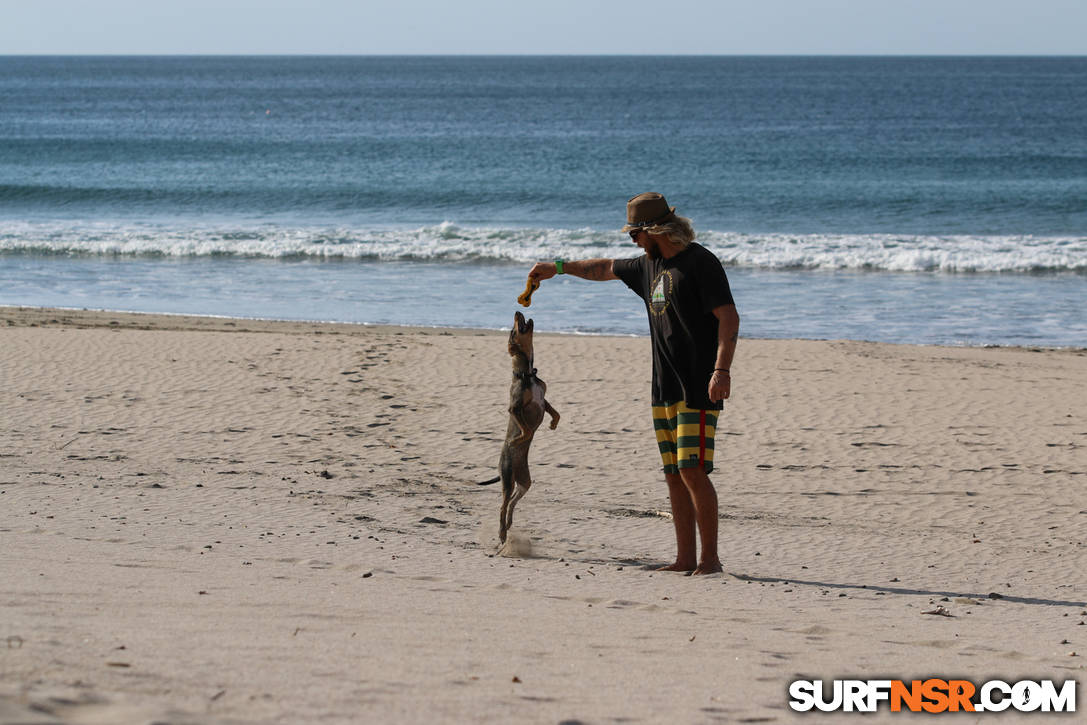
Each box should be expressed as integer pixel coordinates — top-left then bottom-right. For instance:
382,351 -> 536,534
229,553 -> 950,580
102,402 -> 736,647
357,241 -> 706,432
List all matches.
528,193 -> 739,575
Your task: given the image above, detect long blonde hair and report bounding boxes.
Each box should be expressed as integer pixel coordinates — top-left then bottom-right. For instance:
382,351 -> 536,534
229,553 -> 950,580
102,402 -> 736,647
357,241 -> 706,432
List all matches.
644,215 -> 695,248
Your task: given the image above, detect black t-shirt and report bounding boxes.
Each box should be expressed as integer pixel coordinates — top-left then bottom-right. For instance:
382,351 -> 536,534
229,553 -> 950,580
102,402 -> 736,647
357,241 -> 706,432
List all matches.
614,243 -> 735,410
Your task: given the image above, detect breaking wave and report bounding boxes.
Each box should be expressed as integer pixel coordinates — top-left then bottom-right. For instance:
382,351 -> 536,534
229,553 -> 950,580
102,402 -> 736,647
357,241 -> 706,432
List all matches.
1,220 -> 1083,274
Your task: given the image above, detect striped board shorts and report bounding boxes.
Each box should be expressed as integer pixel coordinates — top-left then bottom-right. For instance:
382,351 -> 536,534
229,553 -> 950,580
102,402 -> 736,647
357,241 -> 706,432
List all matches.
652,401 -> 719,474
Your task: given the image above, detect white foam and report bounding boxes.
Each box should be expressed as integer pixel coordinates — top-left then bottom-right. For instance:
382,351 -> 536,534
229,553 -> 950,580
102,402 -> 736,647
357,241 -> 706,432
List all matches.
704,231 -> 1087,274
1,220 -> 1082,274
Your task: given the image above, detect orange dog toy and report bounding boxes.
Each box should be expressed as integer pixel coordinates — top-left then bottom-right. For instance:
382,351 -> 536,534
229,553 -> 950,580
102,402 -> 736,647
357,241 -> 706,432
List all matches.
517,276 -> 540,307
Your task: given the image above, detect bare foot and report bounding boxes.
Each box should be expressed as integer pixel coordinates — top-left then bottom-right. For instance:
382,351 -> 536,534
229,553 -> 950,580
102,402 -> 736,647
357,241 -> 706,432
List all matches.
692,560 -> 723,575
657,561 -> 696,572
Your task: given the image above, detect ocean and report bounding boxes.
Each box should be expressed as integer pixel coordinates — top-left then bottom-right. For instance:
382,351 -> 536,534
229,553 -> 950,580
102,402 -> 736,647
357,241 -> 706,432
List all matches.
1,55 -> 1084,346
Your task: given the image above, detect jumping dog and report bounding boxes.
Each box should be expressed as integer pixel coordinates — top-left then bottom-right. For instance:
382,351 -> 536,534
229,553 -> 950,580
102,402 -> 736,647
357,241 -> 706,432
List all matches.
498,310 -> 559,544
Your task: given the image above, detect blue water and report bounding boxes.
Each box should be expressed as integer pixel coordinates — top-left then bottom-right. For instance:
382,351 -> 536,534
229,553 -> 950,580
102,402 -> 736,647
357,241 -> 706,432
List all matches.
1,56 -> 1084,346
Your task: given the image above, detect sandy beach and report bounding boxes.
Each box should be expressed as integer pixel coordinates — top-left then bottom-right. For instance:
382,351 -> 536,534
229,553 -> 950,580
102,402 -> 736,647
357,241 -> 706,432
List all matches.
1,305 -> 1085,724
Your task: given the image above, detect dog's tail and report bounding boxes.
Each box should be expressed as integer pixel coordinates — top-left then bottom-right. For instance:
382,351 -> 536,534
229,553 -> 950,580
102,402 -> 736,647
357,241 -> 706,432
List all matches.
476,476 -> 500,486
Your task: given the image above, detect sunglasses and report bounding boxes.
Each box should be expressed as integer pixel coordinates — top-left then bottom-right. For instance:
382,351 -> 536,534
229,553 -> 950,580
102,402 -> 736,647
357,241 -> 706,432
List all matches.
628,229 -> 644,240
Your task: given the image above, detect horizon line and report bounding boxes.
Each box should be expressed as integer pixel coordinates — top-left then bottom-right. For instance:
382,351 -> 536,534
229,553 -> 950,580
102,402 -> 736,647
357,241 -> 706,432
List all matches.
2,52 -> 1086,58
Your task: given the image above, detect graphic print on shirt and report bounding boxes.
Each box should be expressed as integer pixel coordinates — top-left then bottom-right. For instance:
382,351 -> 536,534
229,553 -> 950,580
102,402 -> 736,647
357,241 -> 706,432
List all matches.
649,270 -> 673,317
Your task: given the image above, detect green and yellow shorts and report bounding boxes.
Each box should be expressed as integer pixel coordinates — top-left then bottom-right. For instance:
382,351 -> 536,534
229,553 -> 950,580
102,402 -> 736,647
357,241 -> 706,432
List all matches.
652,401 -> 719,474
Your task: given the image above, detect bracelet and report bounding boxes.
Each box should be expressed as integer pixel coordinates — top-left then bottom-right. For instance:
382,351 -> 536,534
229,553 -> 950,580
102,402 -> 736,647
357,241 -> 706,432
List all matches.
555,259 -> 565,274
714,368 -> 730,374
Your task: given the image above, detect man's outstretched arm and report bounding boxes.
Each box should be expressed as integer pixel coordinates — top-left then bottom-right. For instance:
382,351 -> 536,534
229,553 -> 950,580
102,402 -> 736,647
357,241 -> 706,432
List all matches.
529,259 -> 618,282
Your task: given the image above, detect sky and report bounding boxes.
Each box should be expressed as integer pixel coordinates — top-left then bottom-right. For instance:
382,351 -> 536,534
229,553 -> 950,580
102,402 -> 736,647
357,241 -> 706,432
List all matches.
2,0 -> 1085,55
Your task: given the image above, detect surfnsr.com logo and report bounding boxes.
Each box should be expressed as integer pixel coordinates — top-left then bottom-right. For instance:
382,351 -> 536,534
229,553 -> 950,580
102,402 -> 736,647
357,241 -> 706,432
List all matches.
789,679 -> 1076,713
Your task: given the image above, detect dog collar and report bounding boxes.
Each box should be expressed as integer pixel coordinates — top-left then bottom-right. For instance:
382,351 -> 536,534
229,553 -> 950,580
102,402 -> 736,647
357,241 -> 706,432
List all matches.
514,368 -> 538,381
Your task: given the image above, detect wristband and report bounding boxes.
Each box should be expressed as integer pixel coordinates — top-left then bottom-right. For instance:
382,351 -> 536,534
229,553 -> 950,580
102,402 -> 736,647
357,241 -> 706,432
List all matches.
555,259 -> 565,275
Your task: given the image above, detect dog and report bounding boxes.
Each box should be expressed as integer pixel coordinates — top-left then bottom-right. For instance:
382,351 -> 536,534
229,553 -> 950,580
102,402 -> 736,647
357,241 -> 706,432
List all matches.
498,310 -> 559,544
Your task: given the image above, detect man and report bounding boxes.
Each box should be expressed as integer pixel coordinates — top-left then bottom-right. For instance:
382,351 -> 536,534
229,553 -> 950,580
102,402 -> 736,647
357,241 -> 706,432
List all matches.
528,192 -> 739,575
